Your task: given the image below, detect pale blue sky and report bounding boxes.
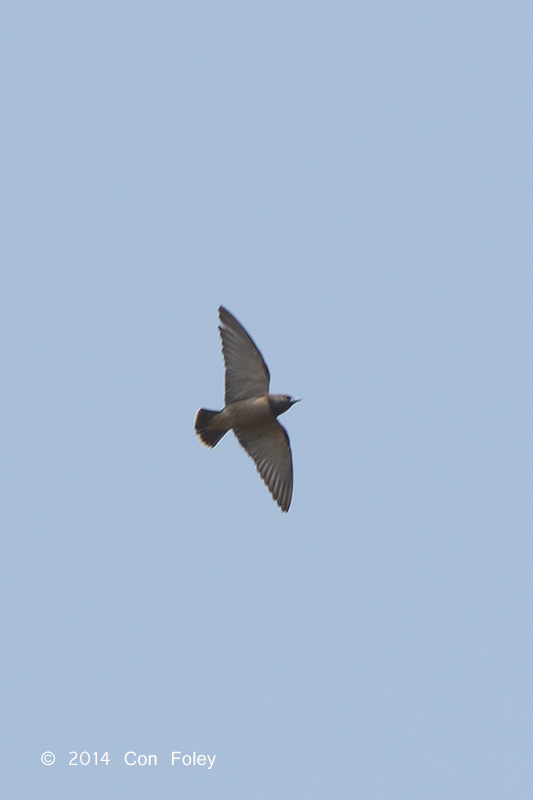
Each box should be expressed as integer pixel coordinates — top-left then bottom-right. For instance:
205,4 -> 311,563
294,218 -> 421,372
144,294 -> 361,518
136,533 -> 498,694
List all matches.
3,2 -> 532,798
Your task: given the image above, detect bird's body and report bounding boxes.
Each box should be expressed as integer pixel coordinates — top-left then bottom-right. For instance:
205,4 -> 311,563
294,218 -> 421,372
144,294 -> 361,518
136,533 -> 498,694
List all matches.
205,396 -> 273,429
194,306 -> 299,512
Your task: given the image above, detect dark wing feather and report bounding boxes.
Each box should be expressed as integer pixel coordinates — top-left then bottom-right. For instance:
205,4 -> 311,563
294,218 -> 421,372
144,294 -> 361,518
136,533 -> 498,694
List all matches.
219,306 -> 270,403
234,421 -> 293,512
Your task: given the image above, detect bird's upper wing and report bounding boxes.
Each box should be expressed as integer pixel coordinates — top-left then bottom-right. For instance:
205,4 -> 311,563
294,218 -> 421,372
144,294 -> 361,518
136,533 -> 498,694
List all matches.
219,306 -> 270,403
234,421 -> 293,512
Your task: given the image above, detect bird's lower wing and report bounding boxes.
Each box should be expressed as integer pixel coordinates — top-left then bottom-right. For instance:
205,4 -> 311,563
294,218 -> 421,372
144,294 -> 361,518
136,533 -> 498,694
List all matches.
234,421 -> 293,512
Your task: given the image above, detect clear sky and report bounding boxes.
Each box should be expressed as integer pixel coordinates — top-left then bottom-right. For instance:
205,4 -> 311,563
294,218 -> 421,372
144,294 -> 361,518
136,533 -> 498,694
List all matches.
3,2 -> 532,798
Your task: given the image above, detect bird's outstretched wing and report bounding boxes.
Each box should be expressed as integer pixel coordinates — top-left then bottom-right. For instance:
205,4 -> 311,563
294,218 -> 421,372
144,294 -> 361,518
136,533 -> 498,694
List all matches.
219,306 -> 270,403
234,421 -> 293,512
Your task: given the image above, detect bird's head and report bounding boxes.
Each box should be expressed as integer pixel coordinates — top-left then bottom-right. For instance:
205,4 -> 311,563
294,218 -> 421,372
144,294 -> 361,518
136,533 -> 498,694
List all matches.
268,394 -> 301,417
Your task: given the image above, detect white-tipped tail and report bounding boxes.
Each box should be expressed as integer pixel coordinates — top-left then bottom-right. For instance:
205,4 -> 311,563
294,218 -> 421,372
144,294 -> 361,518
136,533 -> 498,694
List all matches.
194,408 -> 227,448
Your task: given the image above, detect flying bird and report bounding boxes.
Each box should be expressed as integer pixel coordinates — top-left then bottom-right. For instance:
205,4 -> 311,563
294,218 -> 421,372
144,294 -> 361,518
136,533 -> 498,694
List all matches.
195,306 -> 299,512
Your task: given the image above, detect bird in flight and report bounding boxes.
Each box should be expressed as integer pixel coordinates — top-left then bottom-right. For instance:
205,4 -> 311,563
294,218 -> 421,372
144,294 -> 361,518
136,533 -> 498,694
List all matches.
195,306 -> 299,512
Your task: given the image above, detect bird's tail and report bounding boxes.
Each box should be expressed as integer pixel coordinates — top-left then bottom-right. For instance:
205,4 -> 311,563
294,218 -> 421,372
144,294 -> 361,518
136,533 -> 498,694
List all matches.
194,408 -> 227,448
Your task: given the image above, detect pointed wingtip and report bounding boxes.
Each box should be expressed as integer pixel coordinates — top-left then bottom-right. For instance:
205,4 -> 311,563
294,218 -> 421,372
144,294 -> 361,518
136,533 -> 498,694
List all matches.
218,305 -> 233,326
